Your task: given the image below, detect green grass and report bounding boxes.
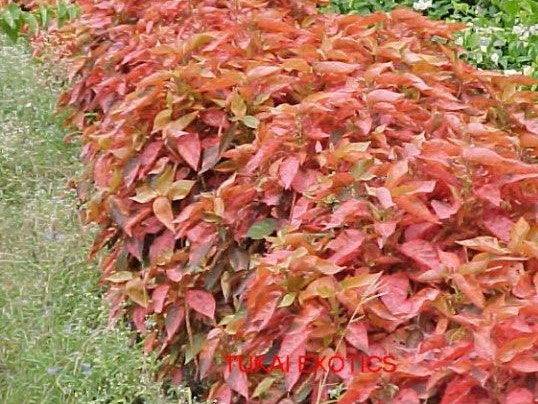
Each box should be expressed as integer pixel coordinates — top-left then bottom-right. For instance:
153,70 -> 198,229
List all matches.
0,36 -> 186,403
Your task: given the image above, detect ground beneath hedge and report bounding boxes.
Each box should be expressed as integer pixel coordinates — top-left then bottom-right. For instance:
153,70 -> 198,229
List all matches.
0,36 -> 183,403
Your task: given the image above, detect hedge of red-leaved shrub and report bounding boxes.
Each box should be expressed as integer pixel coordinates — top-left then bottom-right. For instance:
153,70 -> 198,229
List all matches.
53,0 -> 538,402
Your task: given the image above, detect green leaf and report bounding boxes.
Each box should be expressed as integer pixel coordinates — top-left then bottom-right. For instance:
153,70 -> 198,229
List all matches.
57,0 -> 69,25
0,18 -> 19,42
351,158 -> 374,180
106,271 -> 134,283
168,180 -> 196,200
242,115 -> 259,129
67,4 -> 79,20
184,334 -> 205,364
23,13 -> 39,34
130,184 -> 158,203
2,9 -> 16,30
230,92 -> 247,118
278,292 -> 296,307
253,377 -> 275,398
6,4 -> 21,29
125,278 -> 149,307
246,218 -> 277,239
38,5 -> 49,27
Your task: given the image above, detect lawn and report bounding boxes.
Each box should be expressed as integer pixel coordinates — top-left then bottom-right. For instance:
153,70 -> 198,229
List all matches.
0,36 -> 178,403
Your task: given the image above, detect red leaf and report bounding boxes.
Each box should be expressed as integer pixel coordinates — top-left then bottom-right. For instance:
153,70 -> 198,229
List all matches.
505,388 -> 534,404
225,361 -> 249,398
176,132 -> 201,171
312,61 -> 360,74
345,321 -> 369,352
380,273 -> 411,315
245,290 -> 282,333
201,108 -> 229,128
149,230 -> 175,264
509,356 -> 538,373
338,373 -> 379,404
440,376 -> 475,404
366,89 -> 404,103
393,388 -> 419,404
165,303 -> 185,340
132,305 -> 147,332
400,239 -> 442,270
152,284 -> 170,314
395,195 -> 440,224
278,329 -> 309,359
327,229 -> 366,265
279,156 -> 300,190
284,339 -> 306,391
186,289 -> 216,320
452,273 -> 485,309
199,329 -> 221,379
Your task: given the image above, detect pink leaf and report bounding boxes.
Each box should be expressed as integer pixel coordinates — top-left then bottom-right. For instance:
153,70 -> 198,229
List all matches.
176,132 -> 201,171
366,89 -> 404,103
475,183 -> 502,207
393,388 -> 419,404
153,197 -> 175,231
149,230 -> 175,264
165,303 -> 185,340
452,273 -> 485,309
326,199 -> 370,228
345,322 -> 369,352
225,361 -> 249,398
505,388 -> 534,404
312,61 -> 360,74
327,229 -> 365,265
374,221 -> 397,248
214,383 -> 232,404
152,284 -> 170,314
380,273 -> 411,315
483,210 -> 513,242
400,239 -> 442,270
199,329 -> 221,379
186,289 -> 216,320
284,340 -> 306,391
373,186 -> 394,209
279,156 -> 300,190
431,199 -> 460,219
509,356 -> 538,373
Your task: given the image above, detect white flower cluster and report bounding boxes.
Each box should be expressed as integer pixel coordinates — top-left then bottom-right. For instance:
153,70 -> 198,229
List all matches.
503,66 -> 535,76
413,0 -> 432,11
513,24 -> 538,40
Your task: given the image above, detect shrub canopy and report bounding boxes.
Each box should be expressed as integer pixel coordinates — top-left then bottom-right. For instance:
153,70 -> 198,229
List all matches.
55,0 -> 538,402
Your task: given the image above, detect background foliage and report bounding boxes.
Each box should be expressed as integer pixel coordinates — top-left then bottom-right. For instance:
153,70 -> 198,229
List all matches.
326,0 -> 538,76
0,0 -> 78,41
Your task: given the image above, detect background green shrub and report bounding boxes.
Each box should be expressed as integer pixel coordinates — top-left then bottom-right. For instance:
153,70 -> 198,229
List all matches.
325,0 -> 538,76
0,1 -> 78,42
